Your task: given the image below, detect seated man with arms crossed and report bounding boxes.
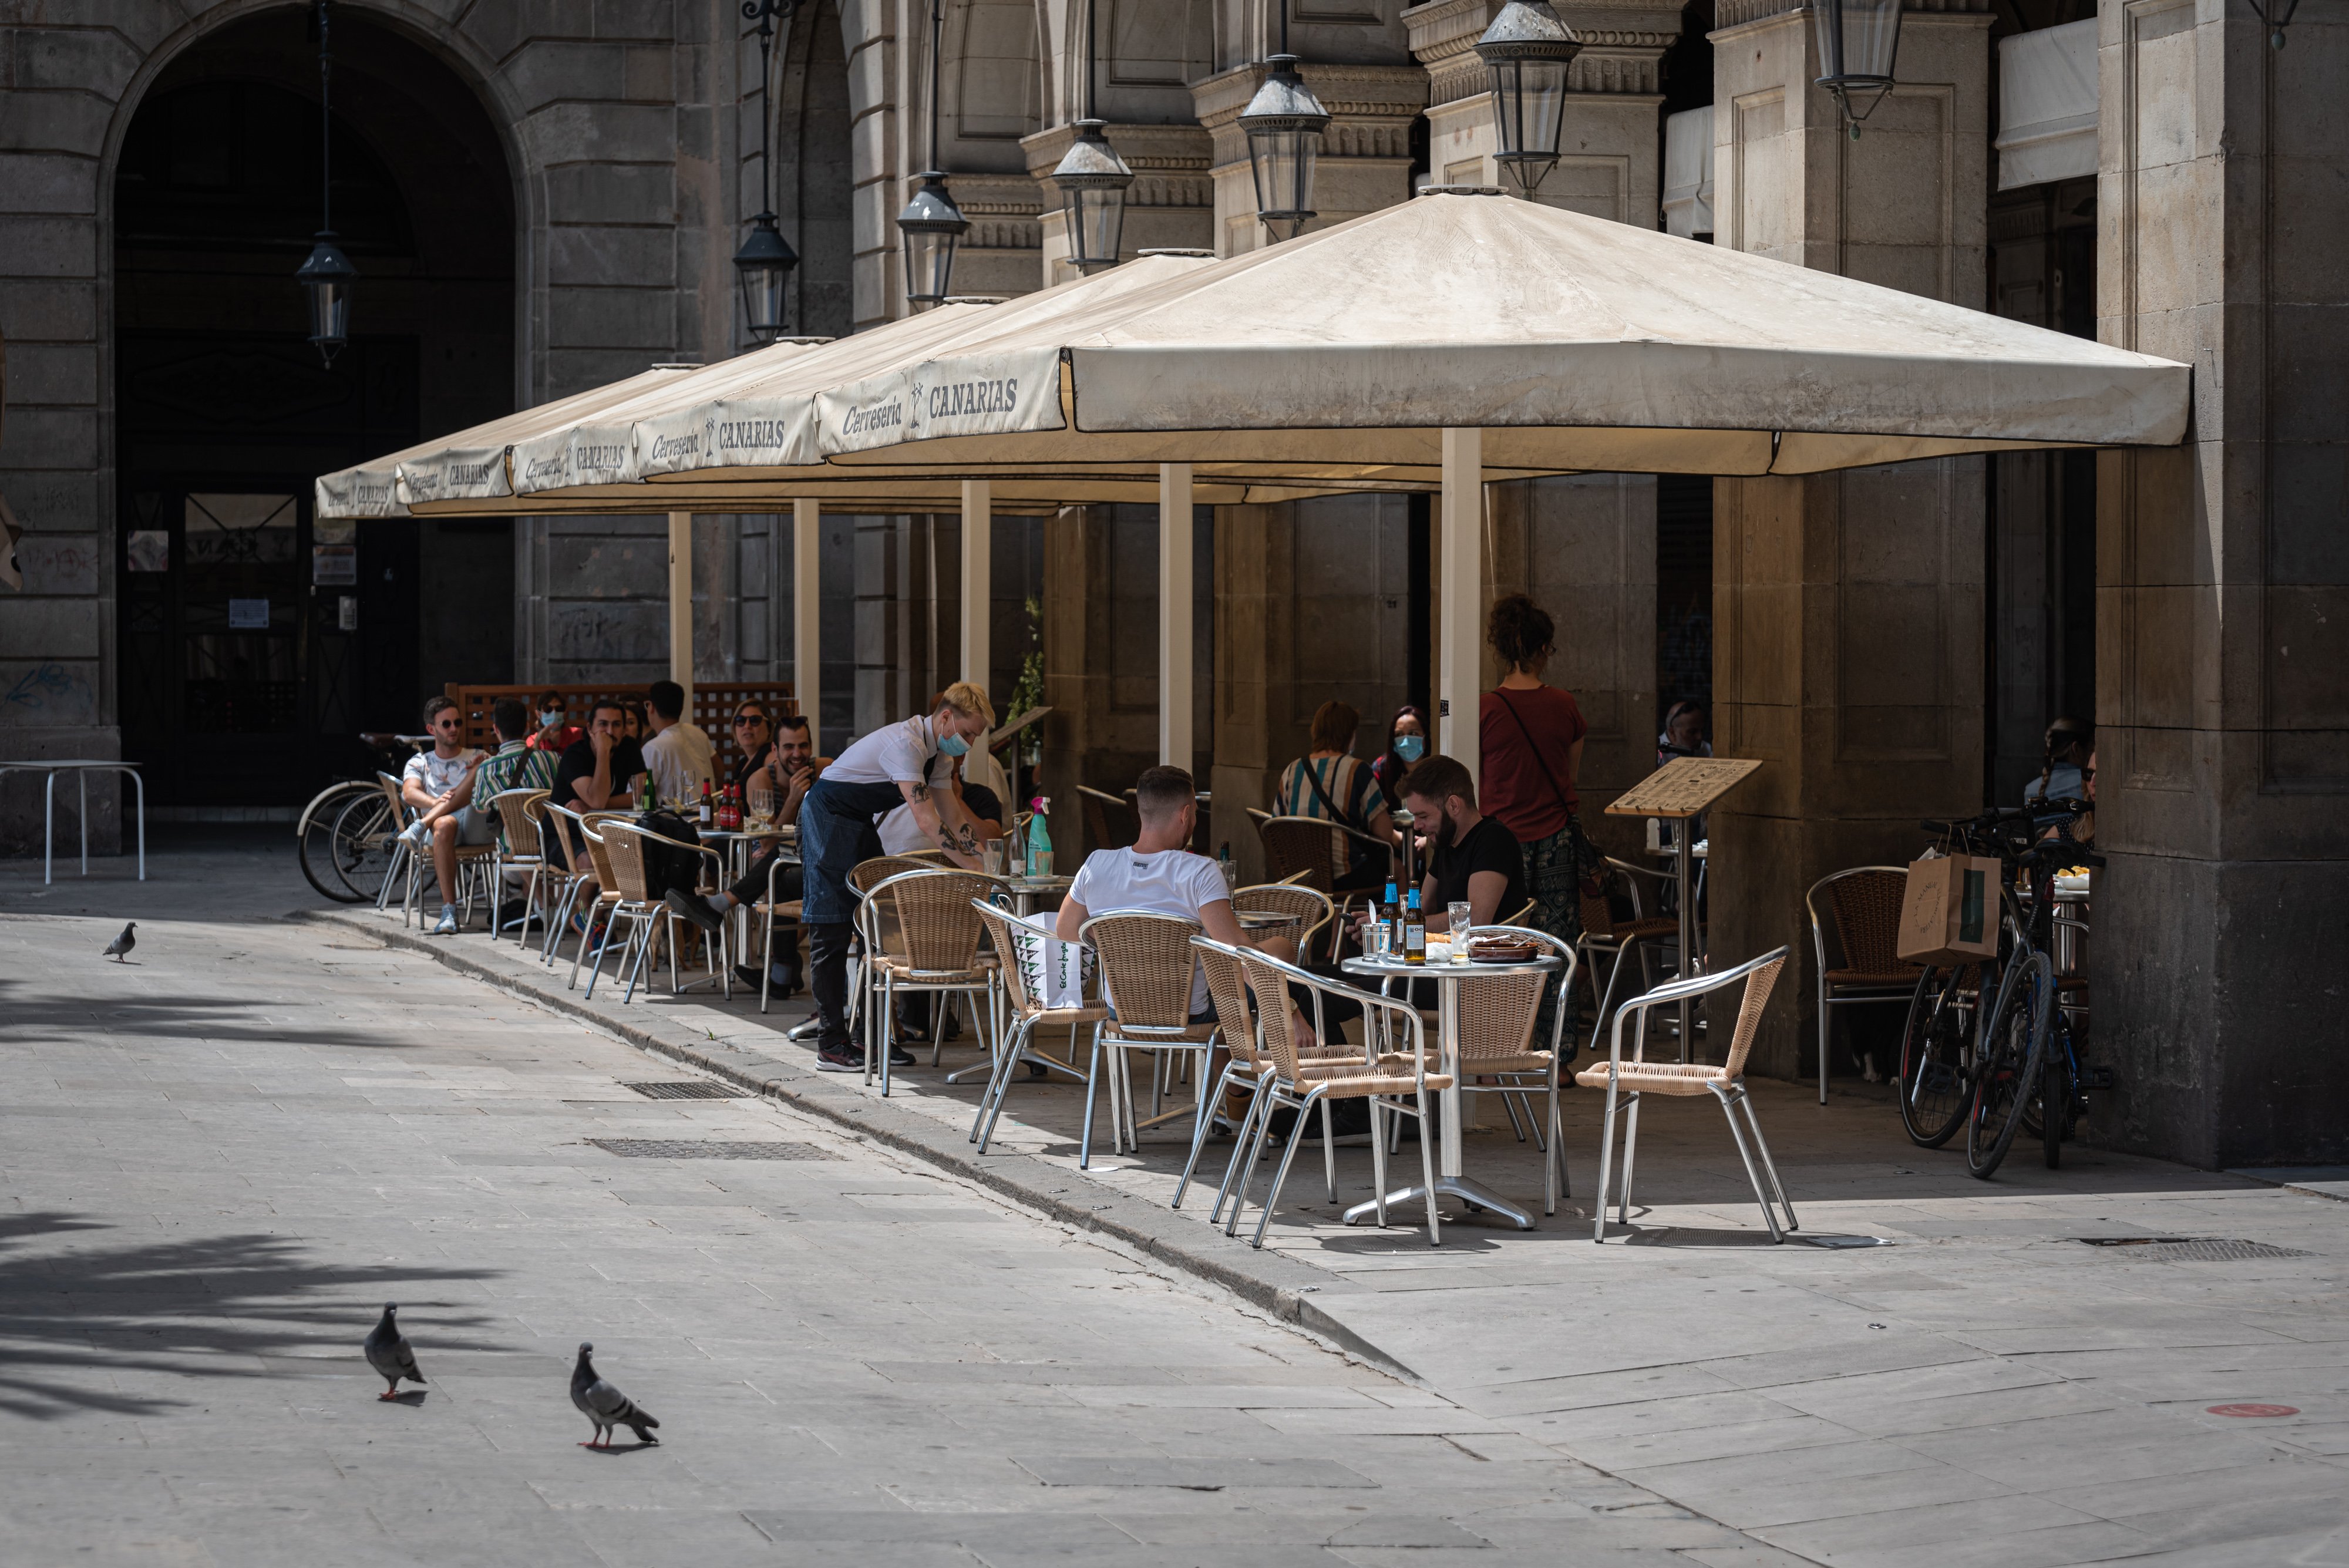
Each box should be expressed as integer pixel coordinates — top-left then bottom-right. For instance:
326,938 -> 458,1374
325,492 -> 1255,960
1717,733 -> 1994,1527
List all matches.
668,705 -> 824,996
399,695 -> 493,936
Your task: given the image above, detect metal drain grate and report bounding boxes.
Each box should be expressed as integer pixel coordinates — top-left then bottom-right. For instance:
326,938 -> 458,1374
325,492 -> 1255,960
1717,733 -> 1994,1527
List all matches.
589,1139 -> 841,1160
2077,1237 -> 2313,1262
621,1081 -> 746,1101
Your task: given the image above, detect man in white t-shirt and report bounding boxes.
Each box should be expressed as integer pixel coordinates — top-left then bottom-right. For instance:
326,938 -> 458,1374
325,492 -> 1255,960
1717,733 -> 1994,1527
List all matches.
398,695 -> 491,935
640,679 -> 714,805
1056,765 -> 1288,1019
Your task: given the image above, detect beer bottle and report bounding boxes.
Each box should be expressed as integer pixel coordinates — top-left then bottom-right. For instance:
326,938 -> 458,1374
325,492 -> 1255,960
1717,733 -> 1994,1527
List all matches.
1403,889 -> 1426,966
698,780 -> 712,828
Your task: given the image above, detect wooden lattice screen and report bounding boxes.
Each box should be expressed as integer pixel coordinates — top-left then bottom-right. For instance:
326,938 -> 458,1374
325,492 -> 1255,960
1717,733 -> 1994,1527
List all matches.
443,682 -> 799,784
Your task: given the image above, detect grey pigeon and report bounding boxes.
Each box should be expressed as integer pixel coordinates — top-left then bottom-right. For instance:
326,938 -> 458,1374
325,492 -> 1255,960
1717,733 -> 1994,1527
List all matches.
570,1341 -> 659,1448
364,1303 -> 426,1399
102,922 -> 135,962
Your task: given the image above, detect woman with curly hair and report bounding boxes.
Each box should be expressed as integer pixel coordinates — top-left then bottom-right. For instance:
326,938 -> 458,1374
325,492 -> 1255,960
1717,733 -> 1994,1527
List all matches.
1480,594 -> 1590,949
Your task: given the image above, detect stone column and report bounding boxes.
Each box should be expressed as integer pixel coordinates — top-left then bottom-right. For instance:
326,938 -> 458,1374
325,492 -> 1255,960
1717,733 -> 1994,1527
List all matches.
1707,0 -> 1994,1079
2091,2 -> 2349,1167
1190,63 -> 1428,256
1404,0 -> 1677,218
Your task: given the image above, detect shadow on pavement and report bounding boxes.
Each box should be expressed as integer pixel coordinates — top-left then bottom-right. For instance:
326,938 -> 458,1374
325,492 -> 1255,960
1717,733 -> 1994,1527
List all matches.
0,1209 -> 502,1420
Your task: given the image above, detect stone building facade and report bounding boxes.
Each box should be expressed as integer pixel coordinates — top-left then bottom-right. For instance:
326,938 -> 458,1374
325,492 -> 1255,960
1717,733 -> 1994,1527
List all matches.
1,0 -> 2341,1166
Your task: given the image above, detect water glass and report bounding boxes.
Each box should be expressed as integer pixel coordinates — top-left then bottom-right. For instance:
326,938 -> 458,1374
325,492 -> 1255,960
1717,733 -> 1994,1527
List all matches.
983,839 -> 1007,877
745,779 -> 775,828
1448,901 -> 1475,960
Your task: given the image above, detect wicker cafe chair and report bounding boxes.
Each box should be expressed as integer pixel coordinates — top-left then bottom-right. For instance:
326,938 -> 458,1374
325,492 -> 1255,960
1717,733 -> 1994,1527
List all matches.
377,770 -> 498,930
1076,912 -> 1219,1169
1806,867 -> 1921,1105
1230,882 -> 1335,963
554,809 -> 639,989
373,772 -> 418,922
536,802 -> 601,966
845,853 -> 938,1051
860,869 -> 999,1096
1224,943 -> 1451,1249
588,822 -> 732,1004
1579,859 -> 1686,1052
1176,937 -> 1378,1222
1445,926 -> 1580,1216
970,900 -> 1110,1153
753,850 -> 803,1016
1576,945 -> 1796,1243
487,788 -> 551,943
1078,785 -> 1140,852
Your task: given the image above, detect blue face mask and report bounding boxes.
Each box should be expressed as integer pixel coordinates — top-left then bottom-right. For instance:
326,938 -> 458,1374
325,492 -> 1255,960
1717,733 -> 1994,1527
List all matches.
937,732 -> 970,757
1394,734 -> 1425,763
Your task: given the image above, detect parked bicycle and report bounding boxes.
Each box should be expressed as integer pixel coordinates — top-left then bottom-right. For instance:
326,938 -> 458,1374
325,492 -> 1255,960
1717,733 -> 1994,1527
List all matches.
296,734 -> 430,903
1894,802 -> 2106,1178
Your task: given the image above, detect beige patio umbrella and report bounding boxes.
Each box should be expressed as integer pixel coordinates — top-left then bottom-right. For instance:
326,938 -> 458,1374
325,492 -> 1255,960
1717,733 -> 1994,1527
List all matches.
797,191 -> 2188,772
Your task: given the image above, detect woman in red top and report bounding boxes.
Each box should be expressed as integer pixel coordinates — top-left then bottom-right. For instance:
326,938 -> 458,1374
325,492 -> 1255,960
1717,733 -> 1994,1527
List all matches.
1480,594 -> 1589,948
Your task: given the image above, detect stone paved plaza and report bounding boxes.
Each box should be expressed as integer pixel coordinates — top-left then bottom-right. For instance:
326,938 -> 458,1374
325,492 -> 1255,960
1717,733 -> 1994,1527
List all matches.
4,835 -> 2348,1566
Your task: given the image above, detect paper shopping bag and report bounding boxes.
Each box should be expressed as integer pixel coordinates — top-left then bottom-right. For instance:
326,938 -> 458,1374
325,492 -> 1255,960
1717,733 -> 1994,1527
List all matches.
1011,911 -> 1094,1009
1896,855 -> 2003,965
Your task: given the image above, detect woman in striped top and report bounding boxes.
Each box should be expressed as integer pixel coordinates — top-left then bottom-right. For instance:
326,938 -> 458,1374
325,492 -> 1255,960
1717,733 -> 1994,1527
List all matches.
1275,700 -> 1394,892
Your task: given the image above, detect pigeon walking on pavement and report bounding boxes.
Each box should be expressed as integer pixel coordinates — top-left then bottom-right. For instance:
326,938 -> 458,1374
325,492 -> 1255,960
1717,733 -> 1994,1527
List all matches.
102,922 -> 136,962
364,1303 -> 426,1399
571,1342 -> 659,1448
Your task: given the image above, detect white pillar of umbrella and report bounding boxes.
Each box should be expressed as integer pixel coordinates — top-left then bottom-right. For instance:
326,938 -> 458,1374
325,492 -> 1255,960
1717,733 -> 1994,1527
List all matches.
793,497 -> 820,744
1159,463 -> 1193,766
1439,428 -> 1483,790
961,480 -> 991,685
667,512 -> 693,706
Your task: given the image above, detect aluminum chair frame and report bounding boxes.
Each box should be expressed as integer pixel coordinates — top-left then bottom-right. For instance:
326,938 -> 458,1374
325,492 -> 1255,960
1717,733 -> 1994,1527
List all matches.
586,822 -> 733,1004
1583,945 -> 1796,1244
1805,866 -> 1920,1105
968,899 -> 1110,1153
1230,882 -> 1337,963
1076,912 -> 1218,1170
1443,924 -> 1580,1217
486,788 -> 551,943
858,867 -> 1001,1096
541,805 -> 630,980
1220,941 -> 1448,1249
1579,857 -> 1685,1055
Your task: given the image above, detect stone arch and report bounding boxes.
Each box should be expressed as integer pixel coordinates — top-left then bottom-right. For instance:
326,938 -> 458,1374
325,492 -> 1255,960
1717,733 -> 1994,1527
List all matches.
948,0 -> 1043,153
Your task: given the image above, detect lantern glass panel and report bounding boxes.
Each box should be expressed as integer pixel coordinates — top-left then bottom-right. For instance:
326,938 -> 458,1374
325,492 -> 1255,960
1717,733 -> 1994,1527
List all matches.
1246,126 -> 1320,241
903,226 -> 959,305
1488,54 -> 1569,192
1813,0 -> 1903,119
1064,184 -> 1127,272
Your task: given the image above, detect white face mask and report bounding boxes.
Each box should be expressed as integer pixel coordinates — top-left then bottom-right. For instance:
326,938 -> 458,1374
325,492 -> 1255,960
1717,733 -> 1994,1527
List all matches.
541,710 -> 562,727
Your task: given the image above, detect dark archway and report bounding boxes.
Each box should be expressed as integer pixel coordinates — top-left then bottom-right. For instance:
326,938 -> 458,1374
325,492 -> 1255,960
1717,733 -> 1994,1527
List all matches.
113,7 -> 514,808
776,0 -> 853,339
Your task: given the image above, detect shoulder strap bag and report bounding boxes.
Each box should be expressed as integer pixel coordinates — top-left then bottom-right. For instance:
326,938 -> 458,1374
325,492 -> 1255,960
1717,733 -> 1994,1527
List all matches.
1492,688 -> 1604,897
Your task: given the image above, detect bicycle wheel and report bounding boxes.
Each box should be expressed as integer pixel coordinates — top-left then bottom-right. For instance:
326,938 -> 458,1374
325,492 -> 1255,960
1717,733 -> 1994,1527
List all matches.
298,782 -> 373,903
328,789 -> 400,904
1967,951 -> 2052,1180
1896,965 -> 1979,1148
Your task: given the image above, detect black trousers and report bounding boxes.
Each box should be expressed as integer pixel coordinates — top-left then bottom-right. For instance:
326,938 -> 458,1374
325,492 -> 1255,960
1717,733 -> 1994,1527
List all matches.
809,920 -> 856,1052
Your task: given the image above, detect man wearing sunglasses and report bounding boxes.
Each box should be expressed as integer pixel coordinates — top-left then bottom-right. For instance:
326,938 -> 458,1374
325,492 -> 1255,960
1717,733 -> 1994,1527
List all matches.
399,695 -> 493,935
667,704 -> 826,995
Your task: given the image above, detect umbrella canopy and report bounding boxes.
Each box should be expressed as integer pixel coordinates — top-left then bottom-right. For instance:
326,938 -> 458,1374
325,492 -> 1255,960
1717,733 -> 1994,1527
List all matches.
812,190 -> 2188,477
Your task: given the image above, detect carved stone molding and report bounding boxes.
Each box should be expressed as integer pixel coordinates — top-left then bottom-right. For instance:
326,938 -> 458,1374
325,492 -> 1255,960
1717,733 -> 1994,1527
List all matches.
1713,0 -> 1990,32
1191,61 -> 1431,170
944,171 -> 1047,251
1019,122 -> 1216,214
1406,0 -> 1684,104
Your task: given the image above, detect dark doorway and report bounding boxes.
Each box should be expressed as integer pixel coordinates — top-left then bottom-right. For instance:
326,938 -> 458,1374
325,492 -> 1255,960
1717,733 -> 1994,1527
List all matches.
113,11 -> 513,809
1656,473 -> 1714,726
776,0 -> 855,339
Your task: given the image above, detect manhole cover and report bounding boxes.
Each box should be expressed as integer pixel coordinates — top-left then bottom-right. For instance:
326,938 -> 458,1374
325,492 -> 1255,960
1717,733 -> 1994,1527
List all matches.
2208,1404 -> 2299,1418
622,1080 -> 745,1100
2075,1237 -> 2313,1261
588,1139 -> 839,1160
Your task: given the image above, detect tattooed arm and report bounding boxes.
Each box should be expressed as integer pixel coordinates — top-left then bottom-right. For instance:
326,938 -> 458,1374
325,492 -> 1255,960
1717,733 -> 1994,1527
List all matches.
897,776 -> 984,869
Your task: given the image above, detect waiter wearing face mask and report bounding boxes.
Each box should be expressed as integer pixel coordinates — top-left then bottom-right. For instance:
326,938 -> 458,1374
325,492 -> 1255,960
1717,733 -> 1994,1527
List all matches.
796,682 -> 995,1075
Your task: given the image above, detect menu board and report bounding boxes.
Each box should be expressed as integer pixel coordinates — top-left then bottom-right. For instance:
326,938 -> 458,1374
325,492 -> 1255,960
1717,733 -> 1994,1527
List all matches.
1604,757 -> 1762,820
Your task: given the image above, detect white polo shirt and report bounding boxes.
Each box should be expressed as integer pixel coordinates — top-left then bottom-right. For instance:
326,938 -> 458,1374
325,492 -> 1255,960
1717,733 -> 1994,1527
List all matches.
826,714 -> 943,786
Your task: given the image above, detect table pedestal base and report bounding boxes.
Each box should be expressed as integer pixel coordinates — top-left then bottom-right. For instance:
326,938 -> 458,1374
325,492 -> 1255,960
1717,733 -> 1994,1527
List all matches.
1342,1175 -> 1537,1231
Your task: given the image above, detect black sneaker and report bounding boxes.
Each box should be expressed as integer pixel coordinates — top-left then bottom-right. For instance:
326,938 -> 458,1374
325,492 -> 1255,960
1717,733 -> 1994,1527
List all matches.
665,889 -> 726,936
734,963 -> 802,995
886,1045 -> 916,1068
815,1045 -> 864,1073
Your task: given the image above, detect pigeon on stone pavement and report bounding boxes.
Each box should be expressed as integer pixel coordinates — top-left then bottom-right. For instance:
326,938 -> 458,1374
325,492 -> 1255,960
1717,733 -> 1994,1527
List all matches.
364,1303 -> 426,1399
102,922 -> 136,962
571,1342 -> 659,1448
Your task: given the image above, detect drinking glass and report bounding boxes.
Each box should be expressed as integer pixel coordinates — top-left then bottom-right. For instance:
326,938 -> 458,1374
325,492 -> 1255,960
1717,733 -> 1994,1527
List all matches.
745,780 -> 774,829
1448,901 -> 1475,960
983,839 -> 1007,877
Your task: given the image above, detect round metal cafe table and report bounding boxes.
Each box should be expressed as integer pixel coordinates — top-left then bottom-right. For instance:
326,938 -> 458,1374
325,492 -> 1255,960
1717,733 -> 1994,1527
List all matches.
1339,948 -> 1562,1231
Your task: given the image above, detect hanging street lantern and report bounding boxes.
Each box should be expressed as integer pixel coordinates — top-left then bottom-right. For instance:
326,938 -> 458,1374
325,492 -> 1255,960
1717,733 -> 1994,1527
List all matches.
1475,2 -> 1582,198
1239,53 -> 1331,243
734,1 -> 803,343
897,0 -> 966,308
298,0 -> 355,366
1052,120 -> 1135,275
297,237 -> 357,364
898,171 -> 969,308
1812,0 -> 1904,138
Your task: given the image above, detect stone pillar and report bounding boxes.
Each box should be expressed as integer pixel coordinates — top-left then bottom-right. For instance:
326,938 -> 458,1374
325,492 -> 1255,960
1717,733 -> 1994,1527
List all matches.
1190,63 -> 1428,256
1039,507 -> 1166,858
1707,0 -> 1993,1079
1404,0 -> 1677,219
2092,2 -> 2349,1167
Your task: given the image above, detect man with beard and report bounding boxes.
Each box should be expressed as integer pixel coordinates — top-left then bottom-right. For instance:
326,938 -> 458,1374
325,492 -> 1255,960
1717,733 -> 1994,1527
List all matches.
1398,753 -> 1526,936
